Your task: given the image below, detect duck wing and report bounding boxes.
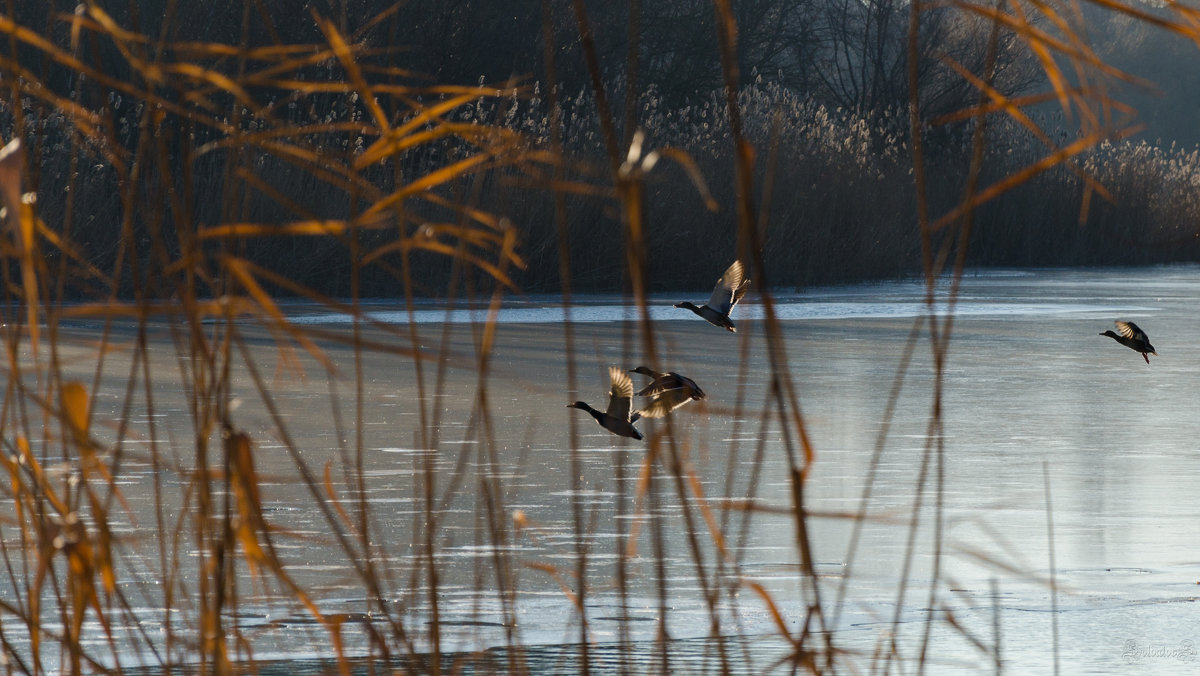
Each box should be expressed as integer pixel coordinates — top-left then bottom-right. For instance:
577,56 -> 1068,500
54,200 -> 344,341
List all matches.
631,367 -> 669,396
729,272 -> 750,310
634,388 -> 693,419
606,365 -> 634,422
636,380 -> 669,397
635,372 -> 683,397
1115,320 -> 1149,343
705,260 -> 745,315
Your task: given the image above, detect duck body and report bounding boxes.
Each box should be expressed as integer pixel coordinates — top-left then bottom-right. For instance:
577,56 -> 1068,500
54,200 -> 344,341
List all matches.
1100,320 -> 1156,364
675,260 -> 750,332
675,301 -> 737,331
567,401 -> 644,440
567,366 -> 644,440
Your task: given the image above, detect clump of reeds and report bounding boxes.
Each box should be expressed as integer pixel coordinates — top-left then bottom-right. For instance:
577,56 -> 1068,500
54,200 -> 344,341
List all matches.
10,23 -> 1200,298
0,4 -> 534,673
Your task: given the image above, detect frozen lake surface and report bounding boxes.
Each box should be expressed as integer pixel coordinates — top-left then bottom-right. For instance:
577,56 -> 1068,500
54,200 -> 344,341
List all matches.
13,266 -> 1200,674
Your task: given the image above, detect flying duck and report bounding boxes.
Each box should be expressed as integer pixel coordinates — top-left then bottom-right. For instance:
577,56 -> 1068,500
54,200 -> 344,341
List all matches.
567,366 -> 644,440
1100,320 -> 1156,364
629,366 -> 706,398
629,366 -> 706,419
674,260 -> 750,332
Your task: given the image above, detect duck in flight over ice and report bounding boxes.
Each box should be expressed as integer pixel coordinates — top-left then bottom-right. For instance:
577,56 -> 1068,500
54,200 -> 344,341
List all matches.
629,366 -> 706,419
674,260 -> 751,332
1100,320 -> 1156,364
567,366 -> 644,440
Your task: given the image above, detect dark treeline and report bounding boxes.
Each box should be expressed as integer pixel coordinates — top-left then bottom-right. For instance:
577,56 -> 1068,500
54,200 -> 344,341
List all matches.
2,2 -> 1199,300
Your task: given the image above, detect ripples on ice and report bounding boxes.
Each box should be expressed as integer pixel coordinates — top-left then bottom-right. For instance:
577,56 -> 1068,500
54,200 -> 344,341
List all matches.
289,299 -> 1141,326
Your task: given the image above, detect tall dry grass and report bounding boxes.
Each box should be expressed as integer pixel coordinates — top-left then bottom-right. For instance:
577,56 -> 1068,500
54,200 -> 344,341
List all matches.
0,0 -> 1196,674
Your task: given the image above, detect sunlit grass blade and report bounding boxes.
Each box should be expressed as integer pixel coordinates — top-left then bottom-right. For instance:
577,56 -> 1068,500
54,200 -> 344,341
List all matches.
223,256 -> 333,369
314,14 -> 391,132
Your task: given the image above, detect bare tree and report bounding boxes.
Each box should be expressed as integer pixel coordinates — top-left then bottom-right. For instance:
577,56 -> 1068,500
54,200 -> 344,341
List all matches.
631,0 -> 820,105
809,0 -> 1041,131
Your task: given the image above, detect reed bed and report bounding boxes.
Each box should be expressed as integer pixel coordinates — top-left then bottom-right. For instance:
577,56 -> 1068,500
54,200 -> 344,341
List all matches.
0,1 -> 1196,674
